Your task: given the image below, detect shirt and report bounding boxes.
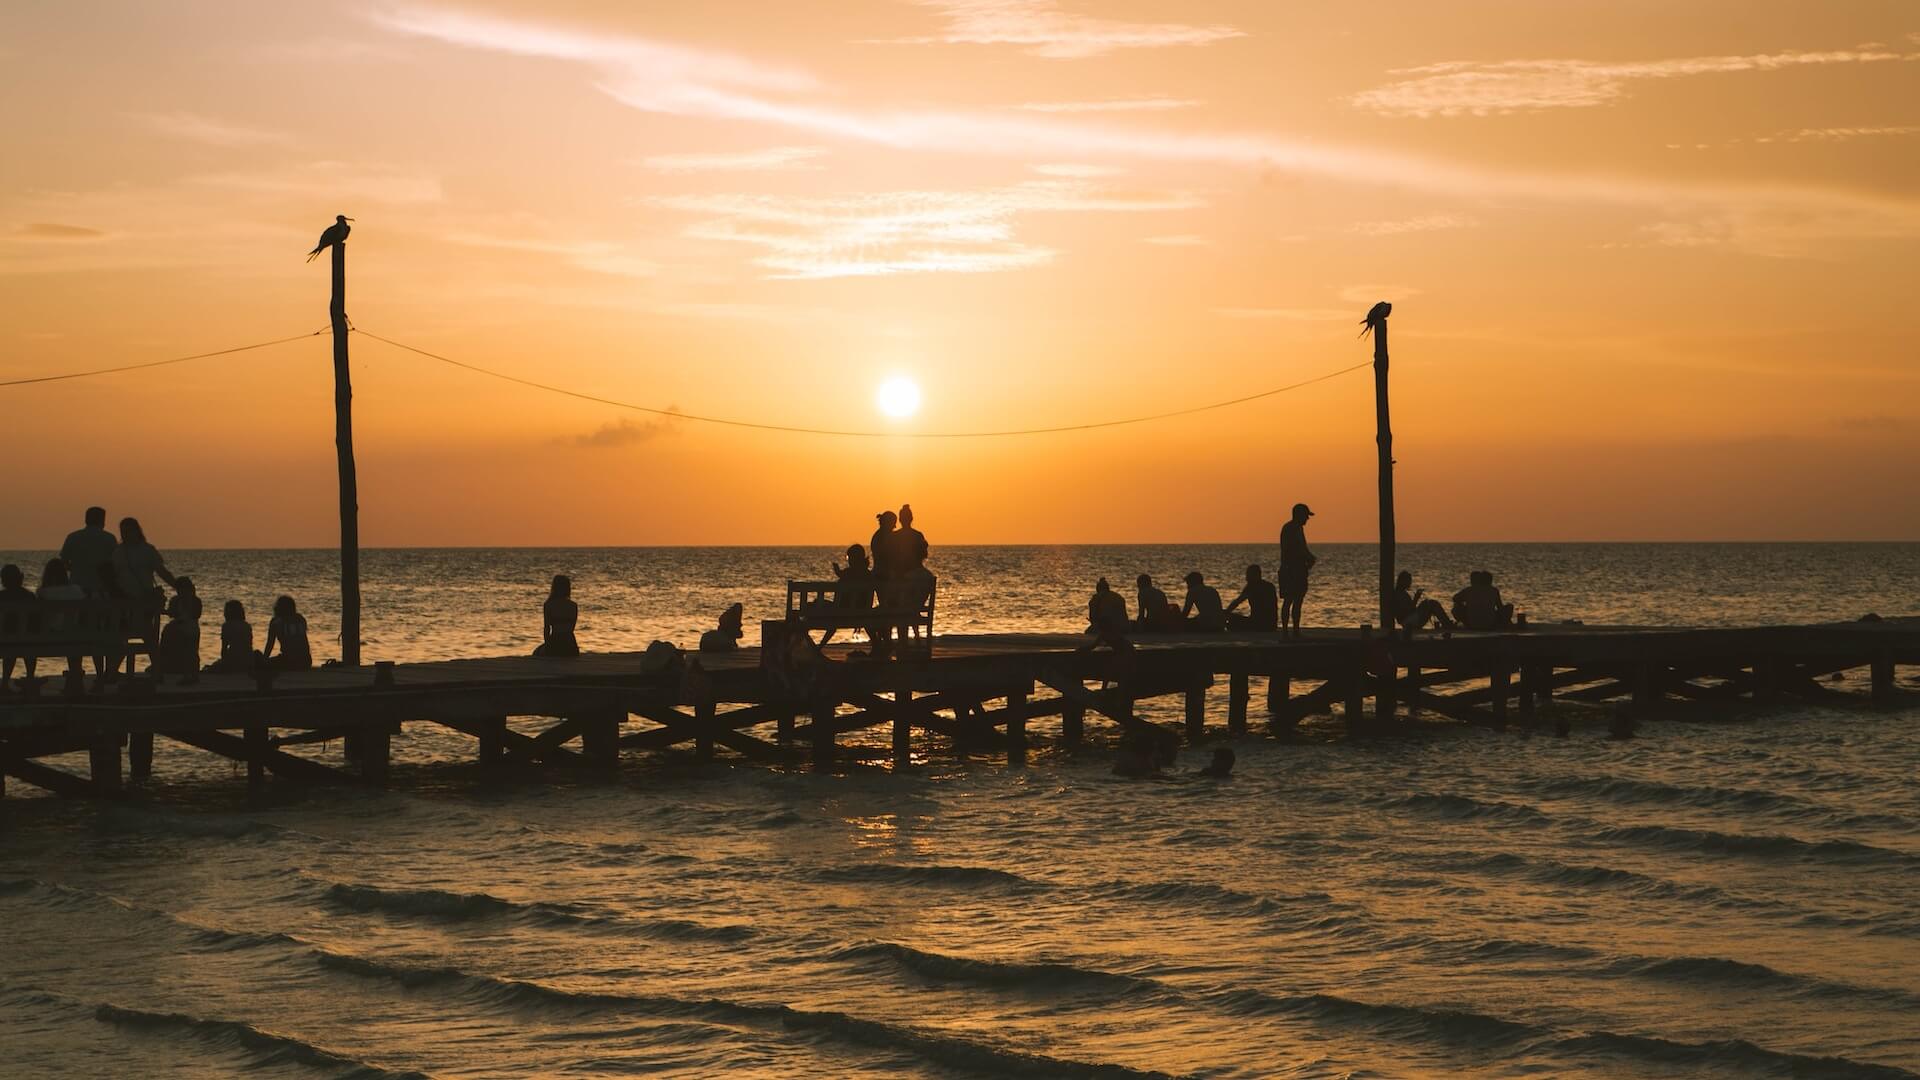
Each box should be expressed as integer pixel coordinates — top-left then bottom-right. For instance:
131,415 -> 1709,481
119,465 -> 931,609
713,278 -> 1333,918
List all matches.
1279,521 -> 1312,568
60,527 -> 117,594
1232,579 -> 1278,626
112,542 -> 168,596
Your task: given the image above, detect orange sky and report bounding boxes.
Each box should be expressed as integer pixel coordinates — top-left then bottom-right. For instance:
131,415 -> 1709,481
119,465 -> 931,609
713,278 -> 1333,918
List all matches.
2,1 -> 1916,546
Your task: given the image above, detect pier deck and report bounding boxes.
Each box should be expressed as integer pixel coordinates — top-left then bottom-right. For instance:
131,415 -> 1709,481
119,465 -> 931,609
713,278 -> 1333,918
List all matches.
1,619 -> 1914,799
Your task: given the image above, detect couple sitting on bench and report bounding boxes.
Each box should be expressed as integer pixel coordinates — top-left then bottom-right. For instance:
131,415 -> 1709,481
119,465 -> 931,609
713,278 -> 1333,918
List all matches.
789,504 -> 937,656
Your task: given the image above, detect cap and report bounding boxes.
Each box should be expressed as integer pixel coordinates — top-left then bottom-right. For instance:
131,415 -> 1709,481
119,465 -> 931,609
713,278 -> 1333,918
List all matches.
1294,502 -> 1314,517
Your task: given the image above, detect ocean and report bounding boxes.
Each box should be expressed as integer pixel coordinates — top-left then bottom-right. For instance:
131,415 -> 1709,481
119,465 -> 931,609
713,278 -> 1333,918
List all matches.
1,543 -> 1916,1078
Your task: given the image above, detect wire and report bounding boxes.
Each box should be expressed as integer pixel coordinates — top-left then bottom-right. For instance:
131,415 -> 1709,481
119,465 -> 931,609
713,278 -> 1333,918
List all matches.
353,328 -> 1372,439
0,330 -> 328,387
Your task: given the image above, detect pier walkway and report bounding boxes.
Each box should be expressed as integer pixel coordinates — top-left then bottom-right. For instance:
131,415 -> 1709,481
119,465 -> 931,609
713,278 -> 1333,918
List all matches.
1,619 -> 1914,799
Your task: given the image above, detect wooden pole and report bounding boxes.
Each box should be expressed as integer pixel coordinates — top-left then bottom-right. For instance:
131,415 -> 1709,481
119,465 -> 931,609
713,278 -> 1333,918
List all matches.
1368,303 -> 1395,714
331,241 -> 361,667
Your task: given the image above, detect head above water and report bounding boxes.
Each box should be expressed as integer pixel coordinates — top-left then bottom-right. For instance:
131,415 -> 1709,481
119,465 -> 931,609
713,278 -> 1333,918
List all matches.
85,506 -> 106,528
119,516 -> 145,545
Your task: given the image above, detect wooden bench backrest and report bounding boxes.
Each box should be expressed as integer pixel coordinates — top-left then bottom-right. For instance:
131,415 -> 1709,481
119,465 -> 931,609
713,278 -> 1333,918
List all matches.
785,579 -> 935,617
0,598 -> 147,646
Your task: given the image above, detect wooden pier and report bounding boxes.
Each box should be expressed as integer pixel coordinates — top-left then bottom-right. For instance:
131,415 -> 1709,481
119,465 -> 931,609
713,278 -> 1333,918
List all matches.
1,619 -> 1914,799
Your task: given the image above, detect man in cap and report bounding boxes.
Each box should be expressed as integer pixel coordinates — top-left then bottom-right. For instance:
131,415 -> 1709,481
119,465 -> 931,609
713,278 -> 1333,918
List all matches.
1277,503 -> 1316,639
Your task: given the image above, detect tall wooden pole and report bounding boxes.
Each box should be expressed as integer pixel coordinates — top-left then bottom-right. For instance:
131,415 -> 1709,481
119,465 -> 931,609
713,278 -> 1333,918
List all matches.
1370,302 -> 1394,725
331,241 -> 361,666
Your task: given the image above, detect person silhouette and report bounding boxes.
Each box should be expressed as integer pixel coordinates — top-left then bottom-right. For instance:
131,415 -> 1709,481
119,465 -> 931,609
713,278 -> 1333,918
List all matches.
154,577 -> 202,682
1451,571 -> 1514,631
205,599 -> 252,673
258,595 -> 313,671
534,575 -> 580,657
869,511 -> 898,654
59,506 -> 116,597
1135,574 -> 1172,632
0,564 -> 37,689
1278,503 -> 1315,639
1181,571 -> 1225,632
700,602 -> 745,652
1198,747 -> 1236,778
1226,564 -> 1279,632
823,543 -> 874,646
1079,577 -> 1132,652
1393,570 -> 1455,639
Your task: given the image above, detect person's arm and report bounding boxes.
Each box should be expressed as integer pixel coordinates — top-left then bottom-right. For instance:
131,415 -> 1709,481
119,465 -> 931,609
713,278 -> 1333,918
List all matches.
263,619 -> 281,657
153,550 -> 178,589
1225,586 -> 1250,613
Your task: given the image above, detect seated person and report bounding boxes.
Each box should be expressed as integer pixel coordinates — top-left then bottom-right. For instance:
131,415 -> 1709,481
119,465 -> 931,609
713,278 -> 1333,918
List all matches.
1225,564 -> 1279,632
1079,577 -> 1132,652
534,575 -> 580,657
1181,571 -> 1226,632
699,602 -> 745,653
1451,570 -> 1514,632
205,600 -> 253,673
820,545 -> 873,645
1134,575 -> 1183,632
154,576 -> 203,680
1392,570 -> 1455,639
257,595 -> 313,671
1198,747 -> 1236,778
1,564 -> 38,688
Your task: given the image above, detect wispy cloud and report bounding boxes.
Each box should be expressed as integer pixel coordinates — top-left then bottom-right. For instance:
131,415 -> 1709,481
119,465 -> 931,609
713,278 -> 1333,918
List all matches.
133,111 -> 292,148
1030,163 -> 1125,177
568,413 -> 679,448
449,231 -> 659,277
1142,234 -> 1205,246
641,146 -> 826,172
1755,125 -> 1920,143
1017,97 -> 1202,113
191,161 -> 442,204
1354,49 -> 1915,117
376,8 -> 1920,246
1349,213 -> 1477,236
11,223 -> 108,242
877,0 -> 1241,59
655,178 -> 1200,278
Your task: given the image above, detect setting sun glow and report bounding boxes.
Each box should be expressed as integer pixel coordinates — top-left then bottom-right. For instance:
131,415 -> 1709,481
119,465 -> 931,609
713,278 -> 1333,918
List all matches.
875,376 -> 922,420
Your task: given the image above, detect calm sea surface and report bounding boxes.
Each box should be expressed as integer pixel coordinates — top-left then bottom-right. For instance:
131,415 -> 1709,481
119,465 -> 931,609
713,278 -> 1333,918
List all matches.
2,544 -> 1917,1078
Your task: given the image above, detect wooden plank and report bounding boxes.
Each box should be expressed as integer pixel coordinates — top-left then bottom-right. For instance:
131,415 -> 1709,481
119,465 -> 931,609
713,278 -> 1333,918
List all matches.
4,756 -> 100,798
164,728 -> 355,785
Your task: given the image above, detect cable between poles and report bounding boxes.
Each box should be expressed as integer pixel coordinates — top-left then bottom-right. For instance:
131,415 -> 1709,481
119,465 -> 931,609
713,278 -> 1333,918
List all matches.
0,330 -> 327,387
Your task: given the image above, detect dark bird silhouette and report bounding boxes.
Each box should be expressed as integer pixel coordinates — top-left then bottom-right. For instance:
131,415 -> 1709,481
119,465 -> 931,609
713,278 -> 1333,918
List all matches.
1357,300 -> 1391,338
305,215 -> 353,262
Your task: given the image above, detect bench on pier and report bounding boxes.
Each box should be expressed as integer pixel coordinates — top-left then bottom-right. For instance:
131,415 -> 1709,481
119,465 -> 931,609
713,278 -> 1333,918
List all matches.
784,579 -> 934,650
0,598 -> 151,676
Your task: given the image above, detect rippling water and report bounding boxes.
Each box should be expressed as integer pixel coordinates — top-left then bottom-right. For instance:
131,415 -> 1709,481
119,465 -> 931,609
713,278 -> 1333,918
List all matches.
2,544 -> 1916,1078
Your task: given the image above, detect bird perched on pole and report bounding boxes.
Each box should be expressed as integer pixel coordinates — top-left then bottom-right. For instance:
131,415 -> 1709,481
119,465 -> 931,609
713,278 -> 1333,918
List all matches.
1358,300 -> 1391,338
306,215 -> 354,262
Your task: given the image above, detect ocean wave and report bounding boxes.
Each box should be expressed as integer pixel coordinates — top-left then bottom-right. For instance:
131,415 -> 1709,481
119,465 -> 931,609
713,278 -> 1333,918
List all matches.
828,941 -> 1163,998
314,951 -> 1186,1079
94,1002 -> 434,1079
1378,792 -> 1551,825
1534,774 -> 1919,832
1550,1028 -> 1919,1080
806,863 -> 1045,893
1586,823 -> 1919,866
321,881 -> 752,942
1607,954 -> 1920,1009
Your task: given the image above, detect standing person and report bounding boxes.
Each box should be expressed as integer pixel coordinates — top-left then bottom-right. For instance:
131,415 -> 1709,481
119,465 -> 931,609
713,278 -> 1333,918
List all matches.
1225,564 -> 1279,632
1278,503 -> 1316,639
112,517 -> 176,670
868,511 -> 898,654
534,575 -> 580,657
60,507 -> 118,596
894,503 -> 934,613
1181,571 -> 1226,632
258,595 -> 313,671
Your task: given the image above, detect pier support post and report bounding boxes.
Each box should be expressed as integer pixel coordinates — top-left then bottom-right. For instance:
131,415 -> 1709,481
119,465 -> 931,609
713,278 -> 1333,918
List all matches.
1517,666 -> 1537,729
1267,668 -> 1292,732
694,701 -> 716,763
892,685 -> 912,771
1753,660 -> 1778,705
89,734 -> 122,795
776,707 -> 796,746
1062,699 -> 1085,747
245,724 -> 268,793
478,717 -> 506,769
1228,672 -> 1249,735
360,727 -> 391,783
581,713 -> 619,771
1404,663 -> 1420,718
1632,663 -> 1660,713
810,701 -> 834,771
1184,678 -> 1206,742
1345,627 -> 1371,735
128,731 -> 153,781
1007,685 -> 1030,765
1871,654 -> 1896,706
1491,666 -> 1510,730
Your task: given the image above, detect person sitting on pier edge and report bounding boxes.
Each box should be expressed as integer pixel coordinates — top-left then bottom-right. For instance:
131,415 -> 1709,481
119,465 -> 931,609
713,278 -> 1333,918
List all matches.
1278,503 -> 1315,640
0,564 -> 38,690
532,574 -> 580,657
1393,570 -> 1455,640
1451,570 -> 1514,632
154,576 -> 202,682
1225,564 -> 1279,632
1134,574 -> 1180,632
205,599 -> 252,673
820,543 -> 874,645
1181,571 -> 1226,632
59,506 -> 117,596
700,602 -> 745,652
257,595 -> 313,671
1078,577 -> 1132,652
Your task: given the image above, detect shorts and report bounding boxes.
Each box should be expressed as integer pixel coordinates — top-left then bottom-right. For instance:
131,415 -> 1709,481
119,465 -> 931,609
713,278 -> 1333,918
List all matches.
1278,565 -> 1309,600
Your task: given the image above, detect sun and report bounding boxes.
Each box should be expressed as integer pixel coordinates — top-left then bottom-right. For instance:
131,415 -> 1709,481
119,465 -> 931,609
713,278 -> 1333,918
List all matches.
875,375 -> 922,419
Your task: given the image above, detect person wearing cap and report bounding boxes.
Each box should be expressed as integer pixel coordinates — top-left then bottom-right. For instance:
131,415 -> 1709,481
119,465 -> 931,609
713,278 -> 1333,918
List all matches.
1278,503 -> 1316,639
1180,570 -> 1225,632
